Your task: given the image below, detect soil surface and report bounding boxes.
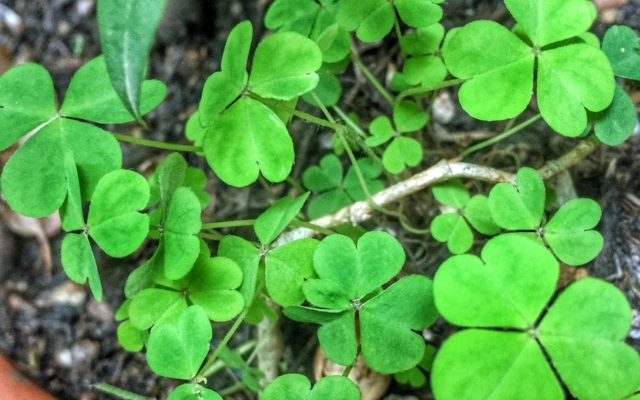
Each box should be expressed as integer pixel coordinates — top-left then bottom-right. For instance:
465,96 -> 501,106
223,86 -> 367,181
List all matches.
0,1 -> 639,399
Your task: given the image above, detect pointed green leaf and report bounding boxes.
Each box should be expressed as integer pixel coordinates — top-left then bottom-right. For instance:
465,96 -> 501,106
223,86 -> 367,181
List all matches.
255,193 -> 310,245
97,0 -> 168,123
61,151 -> 85,232
61,233 -> 103,301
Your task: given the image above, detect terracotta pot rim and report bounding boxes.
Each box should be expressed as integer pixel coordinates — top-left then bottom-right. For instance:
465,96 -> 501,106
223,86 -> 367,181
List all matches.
0,354 -> 56,400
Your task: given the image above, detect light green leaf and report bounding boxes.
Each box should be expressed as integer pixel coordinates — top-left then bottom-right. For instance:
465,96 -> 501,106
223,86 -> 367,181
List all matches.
443,20 -> 534,121
283,305 -> 346,325
117,321 -> 148,352
400,23 -> 445,56
403,55 -> 447,87
168,384 -> 222,400
360,275 -> 437,373
265,0 -> 320,36
87,169 -> 150,258
393,100 -> 428,133
188,256 -> 245,321
594,84 -> 637,146
430,213 -> 473,255
366,116 -> 394,147
504,0 -> 596,47
602,25 -> 640,81
337,0 -> 395,43
150,152 -> 187,219
254,193 -> 310,245
544,198 -> 603,266
343,158 -> 384,200
537,44 -> 615,137
382,137 -> 423,174
128,288 -> 187,330
303,154 -> 344,192
395,0 -> 442,28
1,118 -> 122,218
433,234 -> 559,329
308,190 -> 352,220
463,195 -> 501,235
488,167 -> 545,230
318,311 -> 358,366
61,151 -> 85,232
161,187 -> 202,279
262,374 -> 360,400
265,239 -> 319,307
61,233 -> 103,301
204,97 -> 294,187
97,0 -> 168,123
539,278 -> 640,400
146,305 -> 212,380
0,64 -> 57,151
218,235 -> 261,307
431,330 -> 563,400
313,232 -> 405,299
249,32 -> 322,100
60,56 -> 167,124
432,179 -> 470,209
302,71 -> 342,107
185,111 -> 206,147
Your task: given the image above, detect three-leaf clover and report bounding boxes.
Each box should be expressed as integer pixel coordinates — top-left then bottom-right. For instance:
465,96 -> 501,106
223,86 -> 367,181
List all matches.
262,374 -> 360,400
443,0 -> 615,137
0,56 -> 165,218
62,169 -> 150,301
366,101 -> 427,174
285,232 -> 438,373
488,167 -> 603,265
396,24 -> 448,89
146,305 -> 212,380
337,0 -> 443,43
198,21 -> 322,187
432,234 -> 640,400
168,383 -> 221,400
430,179 -> 500,254
303,155 -> 385,219
594,26 -> 640,146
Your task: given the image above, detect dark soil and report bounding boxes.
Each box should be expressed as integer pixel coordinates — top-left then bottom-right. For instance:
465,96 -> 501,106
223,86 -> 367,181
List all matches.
0,1 -> 639,399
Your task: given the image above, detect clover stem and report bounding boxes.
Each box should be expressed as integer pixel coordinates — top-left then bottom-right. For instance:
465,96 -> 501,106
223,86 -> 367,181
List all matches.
201,219 -> 255,230
111,132 -> 202,153
198,308 -> 250,376
251,95 -> 343,130
351,51 -> 395,105
92,383 -> 151,400
198,231 -> 225,241
200,340 -> 257,378
459,114 -> 542,159
398,78 -> 464,100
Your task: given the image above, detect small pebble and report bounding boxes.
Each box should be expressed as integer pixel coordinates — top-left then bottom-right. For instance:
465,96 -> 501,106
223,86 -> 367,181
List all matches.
432,91 -> 456,125
35,281 -> 87,308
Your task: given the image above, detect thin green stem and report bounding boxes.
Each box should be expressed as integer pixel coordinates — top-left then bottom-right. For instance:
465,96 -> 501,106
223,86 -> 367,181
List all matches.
332,106 -> 367,138
198,308 -> 249,376
351,51 -> 394,105
199,231 -> 225,241
251,94 -> 343,130
459,114 -> 542,159
201,341 -> 256,378
398,78 -> 464,100
290,220 -> 335,236
201,219 -> 255,230
111,133 -> 202,153
92,383 -> 151,400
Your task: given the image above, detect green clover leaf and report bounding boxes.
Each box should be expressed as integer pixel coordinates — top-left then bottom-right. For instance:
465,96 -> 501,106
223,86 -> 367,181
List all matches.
338,0 -> 442,43
187,256 -> 245,321
443,0 -> 614,137
290,232 -> 438,373
302,70 -> 343,107
488,167 -> 545,230
146,305 -> 212,380
60,55 -> 167,124
265,238 -> 319,307
87,169 -> 150,258
262,374 -> 360,400
61,233 -> 103,301
432,234 -> 640,400
168,384 -> 221,400
204,97 -> 294,187
544,198 -> 603,266
397,24 -> 448,88
394,345 -> 436,388
254,193 -> 310,246
97,0 -> 168,124
0,64 -> 57,151
117,320 -> 148,353
430,180 -> 500,254
594,26 -> 640,146
218,235 -> 261,308
128,288 -> 187,330
265,0 -> 320,36
303,155 -> 384,219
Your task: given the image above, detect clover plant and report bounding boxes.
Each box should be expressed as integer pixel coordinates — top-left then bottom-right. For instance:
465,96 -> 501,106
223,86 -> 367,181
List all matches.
2,0 -> 640,399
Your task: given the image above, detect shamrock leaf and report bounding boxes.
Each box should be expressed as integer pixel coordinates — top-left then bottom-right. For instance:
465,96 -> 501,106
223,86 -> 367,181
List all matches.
595,26 -> 640,146
302,70 -> 343,107
0,64 -> 57,151
87,169 -> 150,258
117,320 -> 148,352
544,198 -> 603,266
262,374 -> 360,400
265,0 -> 320,36
146,305 -> 212,380
204,97 -> 294,187
394,345 -> 436,388
97,0 -> 168,123
488,167 -> 545,230
168,384 -> 221,400
303,155 -> 384,219
61,233 -> 103,301
129,288 -> 187,330
265,238 -> 319,307
292,232 -> 438,373
398,24 -> 448,88
2,118 -> 122,218
60,55 -> 167,124
430,180 -> 500,254
338,0 -> 442,43
432,234 -> 640,400
443,0 -> 614,137
218,235 -> 261,308
254,193 -> 310,246
249,32 -> 322,100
